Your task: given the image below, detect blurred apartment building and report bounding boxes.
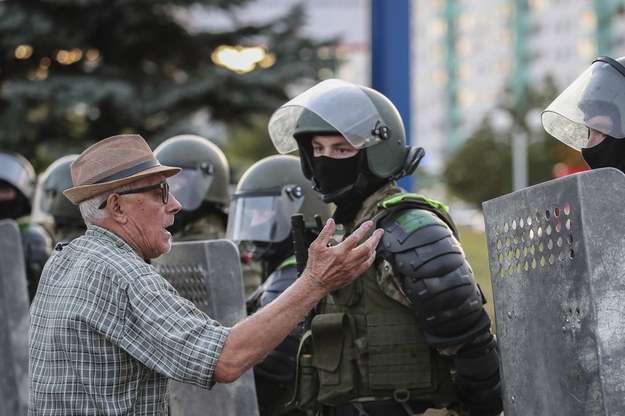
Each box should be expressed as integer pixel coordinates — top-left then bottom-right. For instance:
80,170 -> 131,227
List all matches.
193,0 -> 625,178
414,0 -> 625,175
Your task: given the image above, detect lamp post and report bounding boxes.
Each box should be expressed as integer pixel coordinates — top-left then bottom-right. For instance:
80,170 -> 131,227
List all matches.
511,127 -> 528,192
491,107 -> 544,192
491,109 -> 528,192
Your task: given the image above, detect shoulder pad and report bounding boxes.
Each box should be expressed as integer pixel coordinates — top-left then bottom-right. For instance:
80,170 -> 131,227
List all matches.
379,207 -> 455,254
21,223 -> 53,262
377,193 -> 458,237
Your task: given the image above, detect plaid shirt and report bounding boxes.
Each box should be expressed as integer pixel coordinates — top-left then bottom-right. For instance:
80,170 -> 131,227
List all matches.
28,225 -> 230,415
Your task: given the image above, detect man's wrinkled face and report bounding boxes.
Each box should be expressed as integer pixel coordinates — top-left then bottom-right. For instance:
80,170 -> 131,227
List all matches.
120,174 -> 181,258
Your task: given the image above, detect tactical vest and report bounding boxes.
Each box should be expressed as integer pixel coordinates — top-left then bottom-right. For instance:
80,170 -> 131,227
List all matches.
308,193 -> 461,407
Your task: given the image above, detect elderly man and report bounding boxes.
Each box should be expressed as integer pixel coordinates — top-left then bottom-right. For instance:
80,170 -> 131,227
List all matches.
28,134 -> 383,415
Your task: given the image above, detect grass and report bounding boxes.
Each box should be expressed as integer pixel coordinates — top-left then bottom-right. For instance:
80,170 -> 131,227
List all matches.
457,226 -> 498,332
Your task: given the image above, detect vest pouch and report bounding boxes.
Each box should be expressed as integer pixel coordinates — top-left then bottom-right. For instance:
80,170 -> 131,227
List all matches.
288,331 -> 319,411
311,312 -> 358,405
292,353 -> 318,411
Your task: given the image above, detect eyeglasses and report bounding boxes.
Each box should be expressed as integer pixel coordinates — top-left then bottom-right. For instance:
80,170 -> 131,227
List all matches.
98,182 -> 169,209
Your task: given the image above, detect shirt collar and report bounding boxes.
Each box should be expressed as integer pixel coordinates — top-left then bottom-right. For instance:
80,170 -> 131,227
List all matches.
85,224 -> 143,258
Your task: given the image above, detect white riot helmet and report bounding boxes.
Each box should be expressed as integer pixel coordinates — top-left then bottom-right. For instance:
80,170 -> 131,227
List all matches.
542,56 -> 625,150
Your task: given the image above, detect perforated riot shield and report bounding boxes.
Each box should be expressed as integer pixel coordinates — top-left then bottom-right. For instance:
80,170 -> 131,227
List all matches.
482,167 -> 625,415
0,219 -> 30,416
152,239 -> 259,416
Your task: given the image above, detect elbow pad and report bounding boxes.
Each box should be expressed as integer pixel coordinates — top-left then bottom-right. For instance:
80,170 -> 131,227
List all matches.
454,333 -> 503,416
378,208 -> 491,348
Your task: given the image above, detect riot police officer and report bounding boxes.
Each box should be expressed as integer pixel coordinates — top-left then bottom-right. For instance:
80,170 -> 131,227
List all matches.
543,55 -> 625,172
268,79 -> 503,416
0,151 -> 52,301
31,154 -> 86,245
154,134 -> 230,240
227,154 -> 332,416
154,134 -> 262,296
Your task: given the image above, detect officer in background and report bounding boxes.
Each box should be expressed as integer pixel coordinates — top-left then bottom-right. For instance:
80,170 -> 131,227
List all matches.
154,134 -> 230,241
227,154 -> 332,416
154,134 -> 263,296
0,151 -> 52,301
268,79 -> 503,416
542,55 -> 625,172
31,154 -> 86,246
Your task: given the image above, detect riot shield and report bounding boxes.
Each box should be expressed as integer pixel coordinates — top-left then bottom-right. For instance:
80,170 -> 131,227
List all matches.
0,219 -> 30,416
153,239 -> 260,416
482,167 -> 625,416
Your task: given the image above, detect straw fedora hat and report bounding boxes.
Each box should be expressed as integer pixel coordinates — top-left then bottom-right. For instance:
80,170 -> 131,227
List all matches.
63,134 -> 181,205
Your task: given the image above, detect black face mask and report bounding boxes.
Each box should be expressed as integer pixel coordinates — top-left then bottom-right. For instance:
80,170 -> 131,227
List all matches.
311,154 -> 360,202
0,192 -> 29,220
311,153 -> 388,224
581,135 -> 625,173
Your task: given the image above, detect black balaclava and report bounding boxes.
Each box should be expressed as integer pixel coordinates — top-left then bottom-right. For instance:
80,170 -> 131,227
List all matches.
311,153 -> 361,200
311,152 -> 387,224
0,182 -> 30,220
581,135 -> 625,172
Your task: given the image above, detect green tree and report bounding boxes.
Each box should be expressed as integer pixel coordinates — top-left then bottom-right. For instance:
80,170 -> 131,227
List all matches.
443,76 -> 586,205
0,0 -> 339,170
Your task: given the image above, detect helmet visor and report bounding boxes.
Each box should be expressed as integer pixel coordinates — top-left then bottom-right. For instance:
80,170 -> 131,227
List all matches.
32,179 -> 81,224
167,164 -> 215,211
269,79 -> 385,153
31,155 -> 81,225
226,185 -> 304,243
542,57 -> 625,150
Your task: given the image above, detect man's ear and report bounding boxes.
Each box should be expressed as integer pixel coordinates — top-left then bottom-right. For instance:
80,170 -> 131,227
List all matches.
108,195 -> 128,223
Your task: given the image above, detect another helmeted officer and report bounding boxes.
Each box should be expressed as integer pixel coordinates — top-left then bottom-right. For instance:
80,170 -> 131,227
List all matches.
154,134 -> 262,296
0,151 -> 52,301
543,55 -> 625,172
31,154 -> 86,245
268,79 -> 503,416
227,154 -> 332,416
154,134 -> 230,241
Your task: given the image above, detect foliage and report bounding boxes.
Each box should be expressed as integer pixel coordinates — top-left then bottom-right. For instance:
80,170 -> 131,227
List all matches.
0,0 -> 339,171
443,121 -> 513,204
443,76 -> 587,206
223,113 -> 276,182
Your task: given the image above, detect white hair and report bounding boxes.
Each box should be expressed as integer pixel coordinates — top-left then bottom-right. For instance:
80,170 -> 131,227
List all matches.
79,183 -> 135,225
